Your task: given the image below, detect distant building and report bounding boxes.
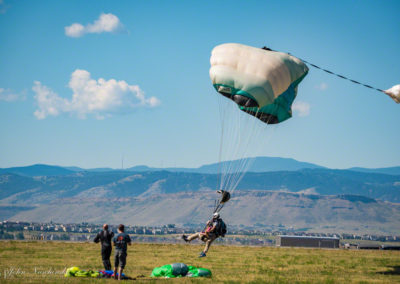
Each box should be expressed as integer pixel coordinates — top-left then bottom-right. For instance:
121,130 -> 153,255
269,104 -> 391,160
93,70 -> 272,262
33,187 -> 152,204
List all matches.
276,235 -> 340,248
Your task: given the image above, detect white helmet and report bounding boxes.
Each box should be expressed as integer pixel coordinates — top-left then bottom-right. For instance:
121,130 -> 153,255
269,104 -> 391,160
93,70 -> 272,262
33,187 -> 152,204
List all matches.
213,212 -> 220,219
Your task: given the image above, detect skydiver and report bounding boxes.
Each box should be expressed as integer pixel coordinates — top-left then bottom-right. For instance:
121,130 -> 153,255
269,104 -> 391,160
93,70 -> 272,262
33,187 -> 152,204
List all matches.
182,212 -> 226,258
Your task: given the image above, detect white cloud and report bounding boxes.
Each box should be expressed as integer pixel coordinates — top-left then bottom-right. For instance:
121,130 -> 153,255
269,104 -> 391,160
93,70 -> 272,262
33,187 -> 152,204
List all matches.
0,88 -> 25,102
65,23 -> 85,38
315,82 -> 328,91
65,13 -> 123,37
292,101 -> 310,117
33,69 -> 161,120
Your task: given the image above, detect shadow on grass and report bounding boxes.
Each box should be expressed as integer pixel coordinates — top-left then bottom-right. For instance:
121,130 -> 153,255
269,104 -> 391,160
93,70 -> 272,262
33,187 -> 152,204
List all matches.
377,266 -> 400,275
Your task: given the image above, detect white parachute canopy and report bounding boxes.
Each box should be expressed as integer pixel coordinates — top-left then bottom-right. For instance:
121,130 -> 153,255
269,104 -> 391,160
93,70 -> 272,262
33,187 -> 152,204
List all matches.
385,84 -> 400,103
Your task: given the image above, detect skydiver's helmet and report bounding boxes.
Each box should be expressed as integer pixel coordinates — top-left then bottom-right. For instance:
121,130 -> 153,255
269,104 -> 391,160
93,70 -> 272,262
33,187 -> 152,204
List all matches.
213,212 -> 220,219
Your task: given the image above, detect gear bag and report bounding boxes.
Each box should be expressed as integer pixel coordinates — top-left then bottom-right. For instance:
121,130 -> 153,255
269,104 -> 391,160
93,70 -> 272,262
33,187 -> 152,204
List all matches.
216,219 -> 227,237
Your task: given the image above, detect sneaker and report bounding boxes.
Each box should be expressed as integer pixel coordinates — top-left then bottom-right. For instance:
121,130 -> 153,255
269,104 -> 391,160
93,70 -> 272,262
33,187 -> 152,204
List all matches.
182,234 -> 189,242
198,252 -> 206,258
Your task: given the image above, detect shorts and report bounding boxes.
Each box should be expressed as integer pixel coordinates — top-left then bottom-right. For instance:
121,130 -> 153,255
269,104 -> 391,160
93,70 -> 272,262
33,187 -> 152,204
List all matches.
114,250 -> 127,269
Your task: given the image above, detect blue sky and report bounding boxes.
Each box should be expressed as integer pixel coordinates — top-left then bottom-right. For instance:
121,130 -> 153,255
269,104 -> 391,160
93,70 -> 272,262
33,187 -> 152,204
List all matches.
0,0 -> 399,169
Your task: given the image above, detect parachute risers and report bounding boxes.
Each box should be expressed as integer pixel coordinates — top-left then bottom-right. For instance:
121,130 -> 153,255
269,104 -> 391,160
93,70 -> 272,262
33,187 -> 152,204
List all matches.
217,190 -> 230,204
385,85 -> 400,103
211,190 -> 231,217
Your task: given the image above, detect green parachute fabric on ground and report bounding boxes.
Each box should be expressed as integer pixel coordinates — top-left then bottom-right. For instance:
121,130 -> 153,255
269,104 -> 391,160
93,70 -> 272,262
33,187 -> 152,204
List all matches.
151,263 -> 211,278
187,266 -> 212,277
210,43 -> 309,124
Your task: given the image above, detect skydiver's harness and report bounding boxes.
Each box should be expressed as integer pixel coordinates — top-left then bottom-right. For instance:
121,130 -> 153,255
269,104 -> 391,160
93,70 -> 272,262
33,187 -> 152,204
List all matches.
201,218 -> 226,240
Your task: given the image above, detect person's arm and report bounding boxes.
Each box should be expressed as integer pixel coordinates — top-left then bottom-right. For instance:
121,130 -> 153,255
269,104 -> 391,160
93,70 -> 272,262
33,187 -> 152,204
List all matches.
208,225 -> 217,233
207,221 -> 218,235
127,235 -> 132,246
94,232 -> 100,243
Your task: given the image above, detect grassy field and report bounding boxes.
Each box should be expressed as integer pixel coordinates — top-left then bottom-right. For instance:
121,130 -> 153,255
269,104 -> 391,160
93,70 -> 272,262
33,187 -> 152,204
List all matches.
0,241 -> 399,283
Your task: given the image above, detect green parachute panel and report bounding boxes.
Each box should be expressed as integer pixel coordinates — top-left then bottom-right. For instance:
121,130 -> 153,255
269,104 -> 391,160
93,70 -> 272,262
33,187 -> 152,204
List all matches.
151,263 -> 211,278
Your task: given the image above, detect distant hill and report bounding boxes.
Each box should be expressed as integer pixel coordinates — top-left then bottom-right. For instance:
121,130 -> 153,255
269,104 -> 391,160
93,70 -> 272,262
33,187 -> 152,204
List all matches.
1,167 -> 400,234
3,157 -> 399,176
7,191 -> 400,235
0,157 -> 325,176
2,157 -> 399,235
349,166 -> 400,176
1,169 -> 399,204
127,156 -> 325,173
0,164 -> 74,177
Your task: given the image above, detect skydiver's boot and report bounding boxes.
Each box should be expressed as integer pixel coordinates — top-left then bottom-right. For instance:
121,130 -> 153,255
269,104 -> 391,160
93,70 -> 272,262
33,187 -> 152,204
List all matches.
182,235 -> 189,242
198,252 -> 206,258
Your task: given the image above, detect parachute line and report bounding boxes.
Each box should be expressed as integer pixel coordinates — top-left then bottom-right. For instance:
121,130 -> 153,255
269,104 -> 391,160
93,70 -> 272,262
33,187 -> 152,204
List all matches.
263,46 -> 386,93
301,57 -> 385,93
216,95 -> 277,197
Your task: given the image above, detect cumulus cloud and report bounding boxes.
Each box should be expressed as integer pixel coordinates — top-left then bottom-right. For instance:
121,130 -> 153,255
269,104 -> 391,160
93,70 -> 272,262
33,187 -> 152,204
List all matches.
315,82 -> 328,91
65,13 -> 123,37
292,101 -> 310,117
0,88 -> 25,102
33,69 -> 161,119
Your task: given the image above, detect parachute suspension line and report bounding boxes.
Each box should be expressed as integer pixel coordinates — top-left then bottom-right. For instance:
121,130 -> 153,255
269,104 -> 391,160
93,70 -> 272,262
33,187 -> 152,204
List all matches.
217,100 -> 254,194
263,46 -> 386,93
217,97 -> 227,193
296,56 -> 385,93
228,103 -> 278,193
212,105 -> 278,215
216,95 -> 278,198
225,107 -> 259,194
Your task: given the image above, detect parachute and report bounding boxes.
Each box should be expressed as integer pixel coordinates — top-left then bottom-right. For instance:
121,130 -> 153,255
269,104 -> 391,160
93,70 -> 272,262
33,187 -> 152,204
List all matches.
208,43 -> 309,215
385,84 -> 400,103
210,43 -> 309,124
208,43 -> 399,215
151,263 -> 212,278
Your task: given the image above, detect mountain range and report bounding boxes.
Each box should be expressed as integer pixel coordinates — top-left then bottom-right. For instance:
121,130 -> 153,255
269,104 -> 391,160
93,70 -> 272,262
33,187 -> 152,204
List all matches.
2,156 -> 400,176
1,157 -> 400,234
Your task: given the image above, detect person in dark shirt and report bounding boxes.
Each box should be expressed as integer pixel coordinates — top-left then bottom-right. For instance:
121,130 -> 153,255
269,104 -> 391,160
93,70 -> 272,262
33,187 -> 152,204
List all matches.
93,224 -> 114,270
113,224 -> 131,280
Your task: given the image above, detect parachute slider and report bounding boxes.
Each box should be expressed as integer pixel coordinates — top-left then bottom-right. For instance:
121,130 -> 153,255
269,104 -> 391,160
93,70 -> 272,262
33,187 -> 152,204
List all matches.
217,85 -> 232,95
217,190 -> 231,204
217,86 -> 259,107
384,85 -> 400,104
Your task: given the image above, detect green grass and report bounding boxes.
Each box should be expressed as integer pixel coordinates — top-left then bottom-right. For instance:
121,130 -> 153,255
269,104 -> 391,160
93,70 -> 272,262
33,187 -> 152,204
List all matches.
0,241 -> 399,283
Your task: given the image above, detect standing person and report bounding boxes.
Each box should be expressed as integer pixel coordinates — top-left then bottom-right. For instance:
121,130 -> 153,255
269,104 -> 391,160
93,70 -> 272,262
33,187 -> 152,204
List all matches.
182,212 -> 226,258
94,224 -> 114,270
113,224 -> 131,280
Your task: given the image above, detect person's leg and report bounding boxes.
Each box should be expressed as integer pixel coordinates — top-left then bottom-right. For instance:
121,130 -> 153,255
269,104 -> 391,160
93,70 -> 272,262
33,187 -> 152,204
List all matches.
114,251 -> 120,279
203,235 -> 216,254
187,233 -> 201,241
118,253 -> 127,280
102,246 -> 112,270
